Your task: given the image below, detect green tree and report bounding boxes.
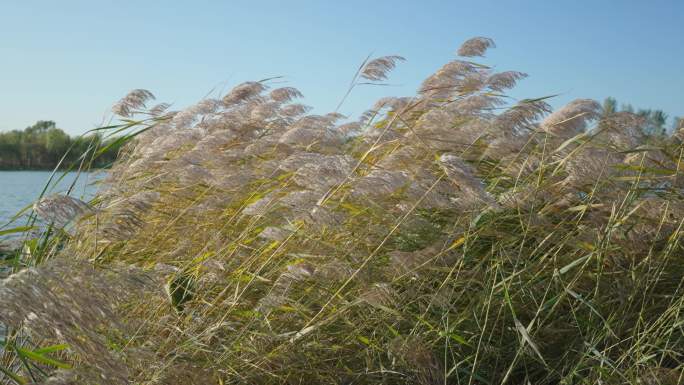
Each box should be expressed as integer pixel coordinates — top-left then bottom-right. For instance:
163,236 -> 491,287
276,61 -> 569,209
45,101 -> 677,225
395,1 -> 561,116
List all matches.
0,121 -> 121,170
25,120 -> 57,135
45,127 -> 72,164
602,97 -> 617,115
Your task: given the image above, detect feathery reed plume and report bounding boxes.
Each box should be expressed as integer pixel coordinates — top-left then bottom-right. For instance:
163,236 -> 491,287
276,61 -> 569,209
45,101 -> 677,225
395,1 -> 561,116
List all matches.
269,87 -> 304,103
540,98 -> 601,138
111,89 -> 155,117
360,55 -> 406,81
336,121 -> 362,135
148,102 -> 171,116
222,81 -> 266,105
562,147 -> 621,189
33,194 -> 94,228
457,36 -> 495,57
486,70 -> 528,91
0,259 -> 164,384
373,96 -> 414,113
419,60 -> 477,98
494,98 -> 551,133
280,103 -> 312,117
449,94 -> 503,115
438,153 -> 497,208
289,154 -> 356,191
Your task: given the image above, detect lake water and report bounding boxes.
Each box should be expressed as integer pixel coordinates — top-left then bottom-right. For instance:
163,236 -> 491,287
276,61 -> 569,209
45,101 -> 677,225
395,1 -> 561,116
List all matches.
0,171 -> 102,231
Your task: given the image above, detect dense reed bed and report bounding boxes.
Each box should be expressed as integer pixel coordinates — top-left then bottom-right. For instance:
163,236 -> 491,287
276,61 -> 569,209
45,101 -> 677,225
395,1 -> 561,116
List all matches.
2,37 -> 684,384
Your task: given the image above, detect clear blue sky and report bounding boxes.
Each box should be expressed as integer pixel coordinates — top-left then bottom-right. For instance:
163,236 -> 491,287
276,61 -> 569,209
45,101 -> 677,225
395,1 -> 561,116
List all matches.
0,0 -> 682,135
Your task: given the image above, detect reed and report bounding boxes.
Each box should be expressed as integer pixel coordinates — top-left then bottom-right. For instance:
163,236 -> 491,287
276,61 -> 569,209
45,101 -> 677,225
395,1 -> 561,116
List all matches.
1,37 -> 683,385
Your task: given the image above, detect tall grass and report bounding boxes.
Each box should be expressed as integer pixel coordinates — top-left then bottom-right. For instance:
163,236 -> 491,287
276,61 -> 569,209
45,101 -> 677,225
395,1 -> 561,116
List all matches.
1,37 -> 683,384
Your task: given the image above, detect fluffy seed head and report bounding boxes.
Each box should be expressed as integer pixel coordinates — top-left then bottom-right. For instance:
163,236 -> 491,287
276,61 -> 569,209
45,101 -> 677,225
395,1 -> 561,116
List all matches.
222,81 -> 266,105
494,99 -> 551,133
457,36 -> 495,57
280,103 -> 312,117
486,71 -> 528,91
541,99 -> 601,138
33,194 -> 94,228
419,60 -> 478,98
361,55 -> 406,81
148,102 -> 171,116
269,87 -> 303,103
112,89 -> 155,117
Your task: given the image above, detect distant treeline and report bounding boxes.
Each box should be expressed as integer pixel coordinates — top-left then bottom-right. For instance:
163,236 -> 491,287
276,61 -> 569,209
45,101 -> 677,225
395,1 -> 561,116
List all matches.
0,121 -> 122,170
